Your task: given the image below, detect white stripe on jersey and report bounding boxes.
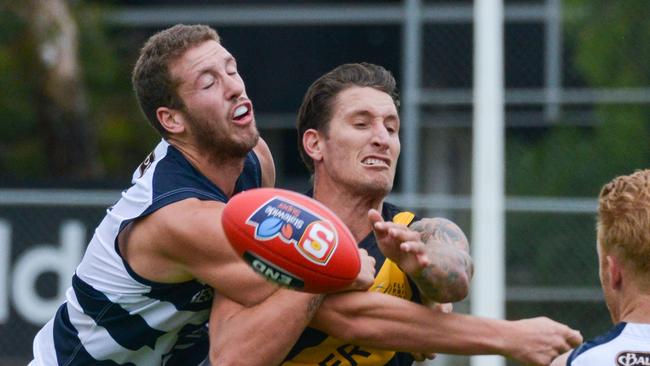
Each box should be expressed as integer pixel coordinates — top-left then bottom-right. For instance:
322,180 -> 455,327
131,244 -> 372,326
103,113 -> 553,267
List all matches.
74,142 -> 165,294
31,319 -> 58,366
65,299 -> 169,364
32,140 -> 238,366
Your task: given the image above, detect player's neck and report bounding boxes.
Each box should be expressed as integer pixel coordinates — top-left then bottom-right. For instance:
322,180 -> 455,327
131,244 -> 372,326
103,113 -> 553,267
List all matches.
617,290 -> 650,324
170,139 -> 246,197
312,180 -> 384,242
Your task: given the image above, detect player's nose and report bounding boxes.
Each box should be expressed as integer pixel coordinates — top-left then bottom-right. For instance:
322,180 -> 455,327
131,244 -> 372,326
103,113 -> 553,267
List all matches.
224,74 -> 244,100
370,124 -> 390,148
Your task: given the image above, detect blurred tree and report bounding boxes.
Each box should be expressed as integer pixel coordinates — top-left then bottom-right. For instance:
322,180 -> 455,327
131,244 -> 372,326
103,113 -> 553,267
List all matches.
15,0 -> 102,179
505,0 -> 650,288
0,1 -> 156,184
507,0 -> 650,198
0,4 -> 42,179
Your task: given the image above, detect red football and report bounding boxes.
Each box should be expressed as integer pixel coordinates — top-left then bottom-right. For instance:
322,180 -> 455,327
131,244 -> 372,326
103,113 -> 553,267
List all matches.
221,188 -> 360,293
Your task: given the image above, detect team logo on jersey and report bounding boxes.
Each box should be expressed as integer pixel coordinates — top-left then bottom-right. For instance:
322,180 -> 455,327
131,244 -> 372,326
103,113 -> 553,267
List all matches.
247,196 -> 338,265
190,286 -> 214,304
138,151 -> 155,178
617,351 -> 650,366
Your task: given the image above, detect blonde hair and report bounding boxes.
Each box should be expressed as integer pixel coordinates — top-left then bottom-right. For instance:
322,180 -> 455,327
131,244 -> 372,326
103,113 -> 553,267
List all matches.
598,169 -> 650,276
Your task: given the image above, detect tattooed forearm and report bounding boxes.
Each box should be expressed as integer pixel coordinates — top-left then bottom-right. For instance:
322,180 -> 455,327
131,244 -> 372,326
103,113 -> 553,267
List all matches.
410,251 -> 469,302
407,218 -> 474,302
307,294 -> 325,318
410,218 -> 469,253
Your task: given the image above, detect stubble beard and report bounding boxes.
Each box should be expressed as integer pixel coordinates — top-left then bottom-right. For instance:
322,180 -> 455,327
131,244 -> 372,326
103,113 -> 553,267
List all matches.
362,180 -> 392,198
189,113 -> 259,162
342,172 -> 393,199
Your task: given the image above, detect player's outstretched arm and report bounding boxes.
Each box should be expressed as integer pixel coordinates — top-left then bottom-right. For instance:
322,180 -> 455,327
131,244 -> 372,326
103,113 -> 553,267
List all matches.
310,291 -> 582,365
138,199 -> 280,306
209,291 -> 324,366
119,136 -> 281,307
208,249 -> 375,366
369,209 -> 473,303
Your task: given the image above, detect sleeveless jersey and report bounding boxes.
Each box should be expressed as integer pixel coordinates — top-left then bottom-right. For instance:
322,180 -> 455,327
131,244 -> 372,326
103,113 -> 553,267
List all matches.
31,139 -> 263,366
567,322 -> 650,366
282,202 -> 422,366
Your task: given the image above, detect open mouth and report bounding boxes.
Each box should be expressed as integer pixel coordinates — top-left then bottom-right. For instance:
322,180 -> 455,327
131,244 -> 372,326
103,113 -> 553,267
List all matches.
361,157 -> 390,168
232,102 -> 252,124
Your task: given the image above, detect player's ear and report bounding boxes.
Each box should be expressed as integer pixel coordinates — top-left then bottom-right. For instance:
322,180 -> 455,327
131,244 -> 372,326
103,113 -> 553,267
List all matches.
302,129 -> 323,163
606,255 -> 622,290
157,107 -> 185,134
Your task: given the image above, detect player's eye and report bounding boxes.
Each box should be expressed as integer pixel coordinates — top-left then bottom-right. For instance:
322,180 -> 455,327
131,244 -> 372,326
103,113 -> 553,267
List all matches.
226,60 -> 238,76
199,74 -> 216,89
353,120 -> 368,128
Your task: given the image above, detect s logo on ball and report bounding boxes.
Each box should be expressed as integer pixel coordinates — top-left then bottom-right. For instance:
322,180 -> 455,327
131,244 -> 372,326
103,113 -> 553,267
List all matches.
247,197 -> 338,266
299,221 -> 337,265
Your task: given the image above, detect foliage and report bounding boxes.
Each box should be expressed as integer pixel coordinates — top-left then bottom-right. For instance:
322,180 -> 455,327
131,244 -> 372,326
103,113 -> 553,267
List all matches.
72,3 -> 158,180
507,0 -> 650,198
0,1 -> 156,184
0,9 -> 40,178
505,0 -> 650,287
566,0 -> 650,88
507,114 -> 650,198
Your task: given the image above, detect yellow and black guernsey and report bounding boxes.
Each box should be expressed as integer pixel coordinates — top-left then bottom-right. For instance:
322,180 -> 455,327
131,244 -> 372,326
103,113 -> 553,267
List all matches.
282,202 -> 422,366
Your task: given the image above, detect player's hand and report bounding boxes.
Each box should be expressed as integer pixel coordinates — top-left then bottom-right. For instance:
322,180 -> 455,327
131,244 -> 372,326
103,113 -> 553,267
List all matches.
368,209 -> 429,274
431,302 -> 453,313
344,248 -> 375,291
503,317 -> 582,366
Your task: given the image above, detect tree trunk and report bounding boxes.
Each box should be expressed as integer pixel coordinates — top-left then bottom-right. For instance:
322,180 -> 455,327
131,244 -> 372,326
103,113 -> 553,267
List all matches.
25,0 -> 101,179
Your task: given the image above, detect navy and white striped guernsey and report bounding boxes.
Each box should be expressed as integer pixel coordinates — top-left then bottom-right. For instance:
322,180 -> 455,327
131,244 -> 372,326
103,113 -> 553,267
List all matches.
567,322 -> 650,366
31,139 -> 263,366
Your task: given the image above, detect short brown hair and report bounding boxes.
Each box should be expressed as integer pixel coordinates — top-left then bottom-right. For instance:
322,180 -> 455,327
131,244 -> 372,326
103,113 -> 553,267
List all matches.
132,24 -> 220,136
598,169 -> 650,276
296,63 -> 400,172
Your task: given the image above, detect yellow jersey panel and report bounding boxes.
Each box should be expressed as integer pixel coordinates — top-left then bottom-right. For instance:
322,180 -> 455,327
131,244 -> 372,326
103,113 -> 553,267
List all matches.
282,208 -> 417,366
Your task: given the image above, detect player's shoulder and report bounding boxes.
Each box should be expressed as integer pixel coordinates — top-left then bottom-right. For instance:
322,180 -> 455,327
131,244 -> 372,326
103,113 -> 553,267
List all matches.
130,198 -> 230,273
161,198 -> 226,220
382,201 -> 417,224
140,198 -> 227,240
550,351 -> 570,366
252,137 -> 275,187
567,322 -> 629,365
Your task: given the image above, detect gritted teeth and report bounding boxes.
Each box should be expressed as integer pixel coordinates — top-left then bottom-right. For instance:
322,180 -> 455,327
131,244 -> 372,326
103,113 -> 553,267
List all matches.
362,157 -> 389,166
234,105 -> 249,118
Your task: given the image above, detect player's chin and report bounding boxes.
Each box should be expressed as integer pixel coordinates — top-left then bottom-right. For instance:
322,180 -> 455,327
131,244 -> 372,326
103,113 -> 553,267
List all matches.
235,129 -> 260,149
220,135 -> 259,159
359,180 -> 392,197
372,173 -> 394,190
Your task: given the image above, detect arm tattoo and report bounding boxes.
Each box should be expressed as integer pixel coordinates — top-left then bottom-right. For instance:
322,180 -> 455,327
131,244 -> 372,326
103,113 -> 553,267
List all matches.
410,218 -> 467,251
307,295 -> 325,318
408,218 -> 474,302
